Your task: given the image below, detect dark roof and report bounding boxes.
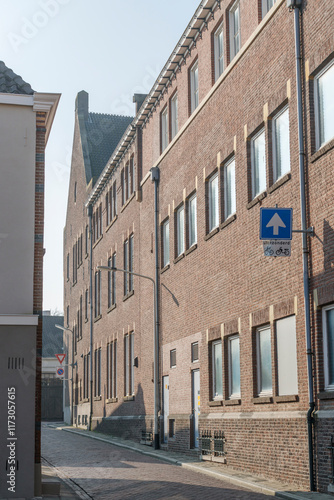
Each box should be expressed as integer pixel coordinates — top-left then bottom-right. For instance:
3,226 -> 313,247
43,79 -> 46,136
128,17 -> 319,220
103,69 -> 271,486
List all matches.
85,112 -> 133,184
42,315 -> 64,358
0,61 -> 34,95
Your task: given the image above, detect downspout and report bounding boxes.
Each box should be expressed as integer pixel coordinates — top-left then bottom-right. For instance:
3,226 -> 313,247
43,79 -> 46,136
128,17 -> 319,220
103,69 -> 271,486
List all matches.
88,204 -> 94,431
289,0 -> 315,491
151,166 -> 160,449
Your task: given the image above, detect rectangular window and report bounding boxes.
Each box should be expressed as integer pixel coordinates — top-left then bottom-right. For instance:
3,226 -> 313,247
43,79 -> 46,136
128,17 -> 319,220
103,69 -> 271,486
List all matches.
107,256 -> 112,309
315,61 -> 334,149
123,236 -> 134,296
191,342 -> 199,362
94,270 -> 101,318
72,243 -> 77,283
176,205 -> 185,257
257,326 -> 272,396
85,225 -> 89,255
214,23 -> 224,81
121,169 -> 125,206
228,335 -> 240,398
106,192 -> 110,226
113,181 -> 117,217
208,173 -> 219,232
212,340 -> 223,399
322,306 -> 334,390
276,315 -> 298,395
108,252 -> 116,307
229,1 -> 240,60
79,295 -> 83,339
171,93 -> 178,140
107,341 -> 117,399
190,61 -> 199,113
161,107 -> 168,151
162,219 -> 170,268
66,253 -> 69,281
262,0 -> 276,17
129,234 -> 134,292
85,289 -> 88,321
188,193 -> 197,248
94,347 -> 101,397
273,107 -> 290,182
170,349 -> 176,368
66,305 -> 69,328
251,129 -> 266,198
224,157 -> 236,219
129,156 -> 134,195
124,333 -> 134,396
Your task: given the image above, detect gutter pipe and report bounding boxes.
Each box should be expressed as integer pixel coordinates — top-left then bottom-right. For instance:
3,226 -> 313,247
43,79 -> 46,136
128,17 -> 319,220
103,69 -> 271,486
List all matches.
88,204 -> 94,431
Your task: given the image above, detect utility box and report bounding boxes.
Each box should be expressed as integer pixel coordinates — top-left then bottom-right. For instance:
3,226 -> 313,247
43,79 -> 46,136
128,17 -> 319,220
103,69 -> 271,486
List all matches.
0,325 -> 36,499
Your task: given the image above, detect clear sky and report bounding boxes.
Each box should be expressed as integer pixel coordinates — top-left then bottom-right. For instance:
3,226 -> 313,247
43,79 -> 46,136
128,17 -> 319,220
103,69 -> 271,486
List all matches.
0,0 -> 200,314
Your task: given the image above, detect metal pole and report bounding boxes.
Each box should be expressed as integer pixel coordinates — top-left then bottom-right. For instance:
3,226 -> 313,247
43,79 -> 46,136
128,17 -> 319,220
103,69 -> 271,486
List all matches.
88,204 -> 94,431
71,329 -> 74,426
290,1 -> 315,490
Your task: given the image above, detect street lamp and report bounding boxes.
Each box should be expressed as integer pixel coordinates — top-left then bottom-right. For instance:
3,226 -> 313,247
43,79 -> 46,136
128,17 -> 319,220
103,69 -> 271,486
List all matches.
55,324 -> 74,426
97,265 -> 160,449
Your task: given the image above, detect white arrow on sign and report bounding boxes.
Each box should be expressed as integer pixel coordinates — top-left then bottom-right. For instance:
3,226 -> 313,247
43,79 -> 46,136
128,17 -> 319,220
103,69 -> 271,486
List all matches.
266,213 -> 286,235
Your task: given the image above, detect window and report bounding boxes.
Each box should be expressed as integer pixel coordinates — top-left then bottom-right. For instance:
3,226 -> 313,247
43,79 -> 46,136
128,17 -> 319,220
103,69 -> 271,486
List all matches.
94,347 -> 101,397
72,243 -> 77,283
124,333 -> 134,396
214,23 -> 224,81
322,306 -> 334,391
273,107 -> 290,182
171,93 -> 178,140
85,225 -> 89,256
66,305 -> 69,328
93,204 -> 102,243
108,253 -> 116,308
212,340 -> 223,399
188,193 -> 197,248
256,326 -> 272,396
162,219 -> 170,268
251,129 -> 266,198
276,315 -> 298,395
121,169 -> 125,206
161,107 -> 168,151
315,61 -> 334,149
191,342 -> 199,362
94,270 -> 101,318
83,353 -> 90,399
262,0 -> 277,17
79,295 -> 83,339
74,181 -> 77,203
229,1 -> 240,60
170,349 -> 176,368
190,61 -> 199,113
124,235 -> 134,296
224,157 -> 236,219
85,288 -> 88,321
176,205 -> 184,257
228,335 -> 240,398
107,341 -> 117,399
208,173 -> 219,232
66,253 -> 69,281
129,156 -> 134,196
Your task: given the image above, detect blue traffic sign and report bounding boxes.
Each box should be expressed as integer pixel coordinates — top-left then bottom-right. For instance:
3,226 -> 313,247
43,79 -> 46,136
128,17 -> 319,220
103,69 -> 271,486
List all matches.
260,208 -> 293,240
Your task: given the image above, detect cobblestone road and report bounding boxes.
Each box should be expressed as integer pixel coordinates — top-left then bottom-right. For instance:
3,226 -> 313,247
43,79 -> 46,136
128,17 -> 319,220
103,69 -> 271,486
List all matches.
42,424 -> 272,500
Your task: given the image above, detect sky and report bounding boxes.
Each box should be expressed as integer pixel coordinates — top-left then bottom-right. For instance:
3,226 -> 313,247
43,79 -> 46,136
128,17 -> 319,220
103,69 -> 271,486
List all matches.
0,0 -> 200,314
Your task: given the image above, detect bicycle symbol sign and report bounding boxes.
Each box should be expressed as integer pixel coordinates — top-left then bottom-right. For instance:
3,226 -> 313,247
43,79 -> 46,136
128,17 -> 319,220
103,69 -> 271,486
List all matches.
263,240 -> 291,257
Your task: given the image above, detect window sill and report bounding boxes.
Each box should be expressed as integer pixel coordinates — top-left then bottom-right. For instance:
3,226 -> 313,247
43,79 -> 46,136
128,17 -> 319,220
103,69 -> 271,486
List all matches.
85,253 -> 88,259
220,213 -> 236,230
268,173 -> 291,194
224,398 -> 241,406
123,290 -> 134,302
72,280 -> 77,287
93,234 -> 103,249
174,253 -> 185,264
252,396 -> 273,404
318,390 -> 334,400
185,244 -> 197,256
123,395 -> 135,402
94,314 -> 102,323
94,396 -> 102,401
106,397 -> 118,404
204,227 -> 219,241
247,191 -> 267,210
208,399 -> 224,407
121,192 -> 135,213
106,215 -> 118,233
274,394 -> 298,403
82,398 -> 89,403
311,137 -> 334,163
161,264 -> 170,274
107,304 -> 116,314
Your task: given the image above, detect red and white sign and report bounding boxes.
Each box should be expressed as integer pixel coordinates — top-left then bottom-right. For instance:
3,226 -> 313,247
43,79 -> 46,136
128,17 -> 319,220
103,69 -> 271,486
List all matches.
55,353 -> 66,364
56,367 -> 64,378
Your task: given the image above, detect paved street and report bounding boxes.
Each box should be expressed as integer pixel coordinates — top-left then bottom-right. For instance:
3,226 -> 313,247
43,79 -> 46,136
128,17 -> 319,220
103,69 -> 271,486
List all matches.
41,424 -> 272,500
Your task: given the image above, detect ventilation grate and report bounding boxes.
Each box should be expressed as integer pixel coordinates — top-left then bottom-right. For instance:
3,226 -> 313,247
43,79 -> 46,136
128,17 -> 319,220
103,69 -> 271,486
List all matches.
8,357 -> 25,370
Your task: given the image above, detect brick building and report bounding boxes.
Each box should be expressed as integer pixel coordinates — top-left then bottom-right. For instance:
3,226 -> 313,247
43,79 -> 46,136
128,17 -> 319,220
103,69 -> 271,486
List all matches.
64,0 -> 334,493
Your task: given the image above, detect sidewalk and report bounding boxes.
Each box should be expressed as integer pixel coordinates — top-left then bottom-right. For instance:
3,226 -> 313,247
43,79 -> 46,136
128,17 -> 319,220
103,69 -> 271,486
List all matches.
43,424 -> 332,500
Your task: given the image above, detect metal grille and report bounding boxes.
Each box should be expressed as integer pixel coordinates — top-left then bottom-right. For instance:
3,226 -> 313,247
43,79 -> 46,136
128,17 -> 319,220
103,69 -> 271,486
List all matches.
7,357 -> 24,370
201,430 -> 212,455
214,430 -> 225,457
328,434 -> 334,483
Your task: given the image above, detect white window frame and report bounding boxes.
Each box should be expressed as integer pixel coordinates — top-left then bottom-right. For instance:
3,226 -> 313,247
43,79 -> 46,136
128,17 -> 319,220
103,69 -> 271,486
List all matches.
190,61 -> 199,113
262,0 -> 276,18
276,315 -> 298,396
256,325 -> 272,396
251,128 -> 266,198
322,305 -> 334,391
228,335 -> 241,399
176,205 -> 185,257
208,172 -> 219,232
273,106 -> 290,182
188,193 -> 197,248
315,60 -> 334,150
224,157 -> 236,219
171,93 -> 178,140
162,219 -> 170,268
161,106 -> 168,151
229,1 -> 240,60
212,340 -> 223,400
214,22 -> 224,82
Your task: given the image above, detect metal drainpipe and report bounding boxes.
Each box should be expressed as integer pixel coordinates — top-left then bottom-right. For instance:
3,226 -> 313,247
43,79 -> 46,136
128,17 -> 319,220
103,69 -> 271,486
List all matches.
290,0 -> 315,491
151,166 -> 160,449
88,204 -> 94,431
